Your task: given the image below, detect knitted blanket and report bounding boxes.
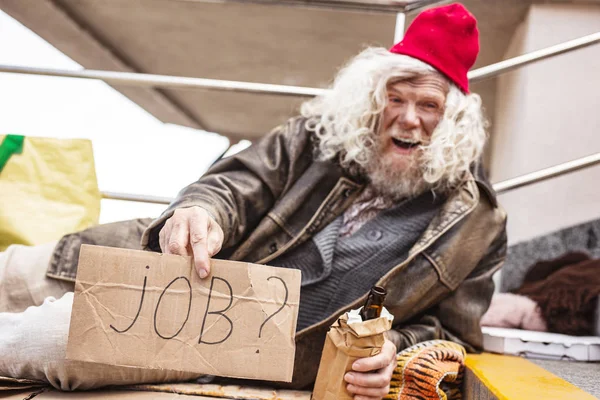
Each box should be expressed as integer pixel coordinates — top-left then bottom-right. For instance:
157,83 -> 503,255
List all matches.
385,340 -> 466,400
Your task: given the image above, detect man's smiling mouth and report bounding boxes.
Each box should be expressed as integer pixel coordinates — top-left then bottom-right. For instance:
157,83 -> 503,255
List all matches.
392,137 -> 421,149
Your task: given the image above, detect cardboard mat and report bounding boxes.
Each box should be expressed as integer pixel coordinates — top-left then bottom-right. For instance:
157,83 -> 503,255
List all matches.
0,383 -> 311,399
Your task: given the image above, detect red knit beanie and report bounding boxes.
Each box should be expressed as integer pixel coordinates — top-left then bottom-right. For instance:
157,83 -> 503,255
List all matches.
389,3 -> 479,93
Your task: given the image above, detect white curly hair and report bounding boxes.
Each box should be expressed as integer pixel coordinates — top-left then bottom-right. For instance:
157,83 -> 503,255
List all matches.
301,48 -> 487,195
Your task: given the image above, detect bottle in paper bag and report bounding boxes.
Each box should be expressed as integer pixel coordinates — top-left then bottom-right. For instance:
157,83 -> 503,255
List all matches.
360,286 -> 387,321
312,286 -> 394,400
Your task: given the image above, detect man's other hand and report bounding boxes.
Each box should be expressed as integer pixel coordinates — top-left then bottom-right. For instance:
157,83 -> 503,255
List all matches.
344,338 -> 397,400
159,207 -> 224,279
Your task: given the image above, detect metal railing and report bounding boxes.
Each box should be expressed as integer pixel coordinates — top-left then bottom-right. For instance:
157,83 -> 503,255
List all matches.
101,191 -> 174,205
0,32 -> 598,97
1,28 -> 599,204
100,151 -> 600,205
0,65 -> 325,97
175,0 -> 447,14
493,152 -> 600,195
468,32 -> 600,83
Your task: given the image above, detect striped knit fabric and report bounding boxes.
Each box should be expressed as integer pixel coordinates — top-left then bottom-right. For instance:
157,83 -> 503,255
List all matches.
385,340 -> 466,400
270,191 -> 444,331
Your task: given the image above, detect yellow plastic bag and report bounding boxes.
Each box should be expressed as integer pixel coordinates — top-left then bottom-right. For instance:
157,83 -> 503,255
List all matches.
0,135 -> 101,251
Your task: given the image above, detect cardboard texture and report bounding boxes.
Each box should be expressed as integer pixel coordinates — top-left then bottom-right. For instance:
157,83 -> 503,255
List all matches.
18,389 -> 213,399
2,383 -> 312,400
66,245 -> 301,382
311,310 -> 393,400
125,382 -> 312,399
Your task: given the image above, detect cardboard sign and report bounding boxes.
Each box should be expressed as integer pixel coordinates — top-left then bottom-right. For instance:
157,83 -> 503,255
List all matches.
66,245 -> 301,382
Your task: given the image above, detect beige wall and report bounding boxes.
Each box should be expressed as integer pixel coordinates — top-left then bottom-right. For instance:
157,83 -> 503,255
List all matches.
490,3 -> 600,245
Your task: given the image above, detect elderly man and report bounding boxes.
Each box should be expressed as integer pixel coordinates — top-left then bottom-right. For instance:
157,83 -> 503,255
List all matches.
0,3 -> 506,399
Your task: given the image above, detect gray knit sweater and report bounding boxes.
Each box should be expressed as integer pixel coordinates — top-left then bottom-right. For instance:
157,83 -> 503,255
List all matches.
270,191 -> 445,331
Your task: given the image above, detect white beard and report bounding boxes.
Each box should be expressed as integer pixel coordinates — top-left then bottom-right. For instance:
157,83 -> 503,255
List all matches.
363,146 -> 431,201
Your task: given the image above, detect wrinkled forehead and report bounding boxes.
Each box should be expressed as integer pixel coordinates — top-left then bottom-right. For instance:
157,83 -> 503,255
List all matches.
386,73 -> 450,98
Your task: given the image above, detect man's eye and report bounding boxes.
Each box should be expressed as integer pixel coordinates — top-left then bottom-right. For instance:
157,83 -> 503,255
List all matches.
389,97 -> 403,104
424,102 -> 439,110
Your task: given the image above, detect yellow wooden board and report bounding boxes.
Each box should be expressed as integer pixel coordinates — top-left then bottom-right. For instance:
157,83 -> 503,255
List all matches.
466,354 -> 597,400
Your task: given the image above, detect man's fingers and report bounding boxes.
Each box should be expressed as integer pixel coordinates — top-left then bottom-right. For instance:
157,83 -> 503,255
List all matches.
158,223 -> 169,254
165,221 -> 191,256
189,214 -> 210,278
346,365 -> 393,398
352,340 -> 396,372
160,207 -> 224,280
346,382 -> 390,398
345,338 -> 396,399
351,352 -> 391,373
345,368 -> 391,389
206,221 -> 224,257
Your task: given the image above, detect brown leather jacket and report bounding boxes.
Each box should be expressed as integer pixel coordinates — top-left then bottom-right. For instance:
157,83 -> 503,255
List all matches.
49,116 -> 507,389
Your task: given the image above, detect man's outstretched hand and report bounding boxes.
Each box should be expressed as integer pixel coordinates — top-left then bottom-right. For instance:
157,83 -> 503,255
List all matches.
344,338 -> 397,400
159,206 -> 224,278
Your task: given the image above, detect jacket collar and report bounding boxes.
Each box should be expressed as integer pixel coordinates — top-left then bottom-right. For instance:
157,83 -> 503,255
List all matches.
332,171 -> 483,252
471,162 -> 498,207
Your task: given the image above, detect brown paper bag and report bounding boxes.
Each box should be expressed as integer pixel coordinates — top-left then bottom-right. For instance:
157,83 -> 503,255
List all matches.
312,308 -> 393,400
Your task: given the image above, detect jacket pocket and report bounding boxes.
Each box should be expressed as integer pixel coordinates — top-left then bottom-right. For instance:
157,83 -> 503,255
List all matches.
383,254 -> 452,322
421,250 -> 461,290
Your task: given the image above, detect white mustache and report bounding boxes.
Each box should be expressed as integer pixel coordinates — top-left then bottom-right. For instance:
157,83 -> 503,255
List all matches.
388,128 -> 422,143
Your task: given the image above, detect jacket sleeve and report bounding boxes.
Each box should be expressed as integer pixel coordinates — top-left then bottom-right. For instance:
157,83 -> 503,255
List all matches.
388,226 -> 507,352
142,117 -> 313,252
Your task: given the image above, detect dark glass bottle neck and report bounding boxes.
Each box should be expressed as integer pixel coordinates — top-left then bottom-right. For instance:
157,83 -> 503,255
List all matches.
360,286 -> 386,321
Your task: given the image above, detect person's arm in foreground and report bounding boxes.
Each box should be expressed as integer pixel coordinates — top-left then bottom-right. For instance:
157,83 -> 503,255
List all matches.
145,118 -> 309,277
